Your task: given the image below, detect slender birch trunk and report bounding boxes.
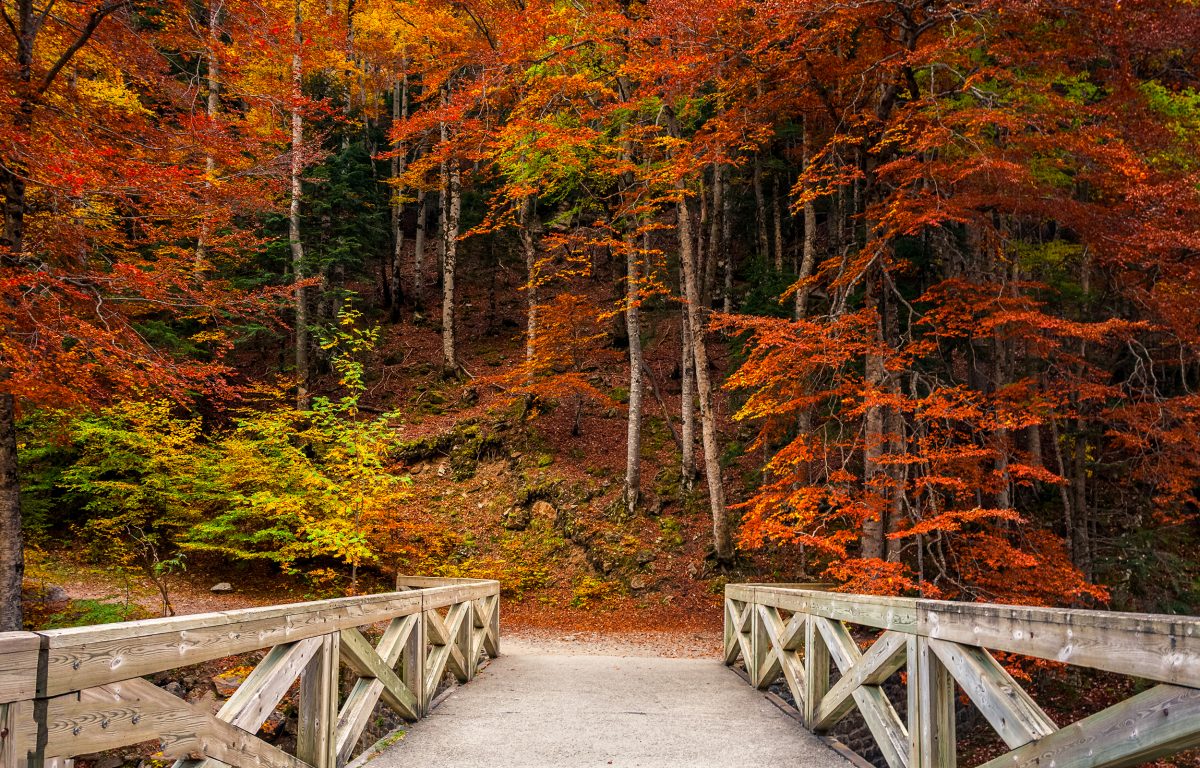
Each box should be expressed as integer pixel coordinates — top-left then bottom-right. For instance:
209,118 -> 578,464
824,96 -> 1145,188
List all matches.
703,163 -> 722,309
439,103 -> 461,373
413,185 -> 427,308
290,0 -> 308,408
680,299 -> 696,491
795,124 -> 818,318
624,229 -> 644,515
389,69 -> 408,322
676,175 -> 732,561
754,154 -> 769,261
773,174 -> 785,271
721,171 -> 734,313
520,196 -> 539,365
196,0 -> 221,268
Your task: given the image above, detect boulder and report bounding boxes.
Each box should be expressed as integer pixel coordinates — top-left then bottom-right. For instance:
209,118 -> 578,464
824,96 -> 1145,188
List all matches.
210,582 -> 233,593
212,670 -> 246,697
501,507 -> 532,531
629,575 -> 653,591
531,500 -> 556,518
258,710 -> 287,738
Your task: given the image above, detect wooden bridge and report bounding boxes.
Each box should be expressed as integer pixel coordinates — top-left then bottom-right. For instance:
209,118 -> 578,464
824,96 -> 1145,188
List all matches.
1,578 -> 1199,768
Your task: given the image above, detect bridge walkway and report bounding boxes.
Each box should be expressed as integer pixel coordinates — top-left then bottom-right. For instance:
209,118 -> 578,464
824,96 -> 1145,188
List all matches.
372,639 -> 855,768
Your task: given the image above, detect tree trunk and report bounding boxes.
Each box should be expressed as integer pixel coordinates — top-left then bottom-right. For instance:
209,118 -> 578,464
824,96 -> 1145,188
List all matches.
290,0 -> 308,408
678,185 -> 732,562
703,162 -> 722,309
623,230 -> 644,515
753,154 -> 769,261
413,185 -> 427,308
0,395 -> 22,631
0,1 -> 34,631
773,174 -> 785,271
388,70 -> 408,322
440,149 -> 461,373
0,0 -> 129,628
862,349 -> 887,561
520,196 -> 539,365
862,273 -> 887,560
1072,426 -> 1092,580
795,125 -> 818,318
680,277 -> 696,491
721,171 -> 734,313
196,0 -> 221,268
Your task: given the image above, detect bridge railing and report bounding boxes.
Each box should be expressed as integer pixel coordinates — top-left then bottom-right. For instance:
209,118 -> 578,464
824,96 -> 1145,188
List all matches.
0,576 -> 500,768
725,583 -> 1200,768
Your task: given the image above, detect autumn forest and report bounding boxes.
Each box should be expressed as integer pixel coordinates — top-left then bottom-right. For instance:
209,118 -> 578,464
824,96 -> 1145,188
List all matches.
2,0 -> 1200,647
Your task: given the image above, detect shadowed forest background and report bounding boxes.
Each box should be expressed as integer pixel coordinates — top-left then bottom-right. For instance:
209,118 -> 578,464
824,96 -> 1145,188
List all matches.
3,0 -> 1200,672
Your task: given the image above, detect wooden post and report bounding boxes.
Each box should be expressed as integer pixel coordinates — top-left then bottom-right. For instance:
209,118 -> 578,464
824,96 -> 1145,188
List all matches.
749,597 -> 767,686
0,702 -> 17,768
297,632 -> 340,768
804,613 -> 830,728
911,636 -> 955,768
458,601 -> 474,681
401,612 -> 425,719
490,594 -> 500,657
723,598 -> 736,664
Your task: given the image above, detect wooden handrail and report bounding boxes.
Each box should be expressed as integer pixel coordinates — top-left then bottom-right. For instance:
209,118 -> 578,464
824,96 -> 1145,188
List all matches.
725,583 -> 1200,768
0,577 -> 500,768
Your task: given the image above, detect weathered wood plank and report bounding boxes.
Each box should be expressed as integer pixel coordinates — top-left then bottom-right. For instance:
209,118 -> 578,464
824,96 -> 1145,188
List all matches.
226,636 -> 321,732
919,599 -> 1200,688
723,599 -> 739,665
755,588 -> 920,633
814,617 -> 909,768
473,596 -> 499,658
911,636 -> 954,768
15,678 -> 311,768
977,684 -> 1200,768
425,606 -> 469,683
39,592 -> 423,697
1,701 -> 20,768
752,605 -> 781,689
400,613 -> 425,717
0,632 -> 40,704
928,638 -> 1056,750
813,631 -> 907,731
297,633 -> 339,768
338,627 -> 419,720
803,614 -> 830,728
757,607 -> 806,703
333,613 -> 421,765
173,635 -> 323,768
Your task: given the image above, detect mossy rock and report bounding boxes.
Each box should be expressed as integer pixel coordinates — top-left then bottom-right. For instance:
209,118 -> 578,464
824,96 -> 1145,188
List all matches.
516,476 -> 561,506
395,422 -> 505,481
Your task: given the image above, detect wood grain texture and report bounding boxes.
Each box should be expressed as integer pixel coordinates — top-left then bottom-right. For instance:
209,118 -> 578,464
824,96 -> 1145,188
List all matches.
18,678 -> 311,768
0,632 -> 40,704
928,638 -> 1056,749
813,631 -> 907,732
976,684 -> 1200,768
723,583 -> 1200,768
297,633 -> 339,768
2,581 -> 500,768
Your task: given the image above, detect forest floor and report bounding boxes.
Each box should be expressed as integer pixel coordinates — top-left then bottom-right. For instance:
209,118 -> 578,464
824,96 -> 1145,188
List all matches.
25,549 -> 724,657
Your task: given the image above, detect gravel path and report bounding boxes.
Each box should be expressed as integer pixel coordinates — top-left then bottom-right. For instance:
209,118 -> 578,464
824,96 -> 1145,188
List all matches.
371,638 -> 854,768
502,627 -> 723,658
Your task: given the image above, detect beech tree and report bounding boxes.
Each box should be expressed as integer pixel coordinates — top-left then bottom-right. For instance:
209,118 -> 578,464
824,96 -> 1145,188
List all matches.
0,0 -> 283,627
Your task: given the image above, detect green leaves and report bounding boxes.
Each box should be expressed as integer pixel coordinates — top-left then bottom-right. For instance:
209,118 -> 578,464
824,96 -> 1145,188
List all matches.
26,307 -> 410,585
